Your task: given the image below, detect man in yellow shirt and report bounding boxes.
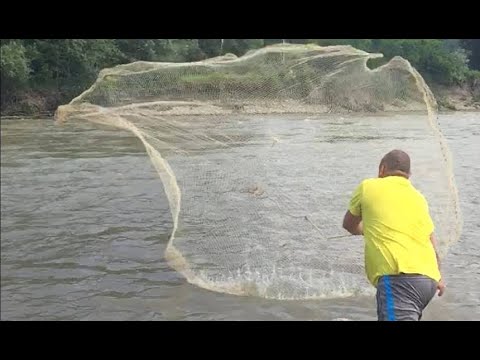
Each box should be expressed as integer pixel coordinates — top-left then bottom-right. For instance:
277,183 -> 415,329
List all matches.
342,149 -> 445,321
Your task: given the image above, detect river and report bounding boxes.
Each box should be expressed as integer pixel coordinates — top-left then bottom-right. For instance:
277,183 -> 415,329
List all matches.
1,112 -> 479,320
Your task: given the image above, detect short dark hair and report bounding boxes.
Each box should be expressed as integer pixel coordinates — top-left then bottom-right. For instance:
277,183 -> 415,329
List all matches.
381,149 -> 410,174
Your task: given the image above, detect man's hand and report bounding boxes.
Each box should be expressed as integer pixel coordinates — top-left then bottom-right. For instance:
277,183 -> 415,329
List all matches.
437,279 -> 446,297
342,211 -> 363,236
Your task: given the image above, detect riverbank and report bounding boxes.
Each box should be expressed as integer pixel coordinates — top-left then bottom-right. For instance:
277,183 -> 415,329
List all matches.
0,89 -> 65,118
1,83 -> 479,117
431,83 -> 480,111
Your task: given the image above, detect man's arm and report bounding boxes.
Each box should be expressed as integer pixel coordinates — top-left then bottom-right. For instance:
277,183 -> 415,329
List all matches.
343,181 -> 364,236
430,233 -> 441,270
430,233 -> 446,296
343,211 -> 363,235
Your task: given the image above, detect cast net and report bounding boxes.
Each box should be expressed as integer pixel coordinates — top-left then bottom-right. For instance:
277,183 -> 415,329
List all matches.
55,44 -> 461,299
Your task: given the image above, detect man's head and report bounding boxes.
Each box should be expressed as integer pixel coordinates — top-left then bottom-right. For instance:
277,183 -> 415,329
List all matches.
378,149 -> 411,178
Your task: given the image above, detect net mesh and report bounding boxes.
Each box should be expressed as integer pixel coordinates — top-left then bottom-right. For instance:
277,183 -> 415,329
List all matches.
55,44 -> 462,299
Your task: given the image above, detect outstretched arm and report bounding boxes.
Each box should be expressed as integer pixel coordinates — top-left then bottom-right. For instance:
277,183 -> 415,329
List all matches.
343,211 -> 363,236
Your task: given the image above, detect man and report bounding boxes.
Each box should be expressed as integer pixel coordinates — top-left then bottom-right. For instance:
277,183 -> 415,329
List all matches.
342,149 -> 445,321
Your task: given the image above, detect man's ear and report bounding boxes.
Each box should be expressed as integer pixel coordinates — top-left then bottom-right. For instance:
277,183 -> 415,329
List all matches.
378,164 -> 385,178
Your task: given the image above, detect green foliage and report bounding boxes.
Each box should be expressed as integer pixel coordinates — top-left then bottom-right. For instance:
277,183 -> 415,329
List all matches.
178,70 -> 282,96
1,41 -> 30,82
27,40 -> 122,85
1,39 -> 478,114
115,39 -> 170,62
310,39 -> 471,85
466,69 -> 480,82
1,41 -> 30,105
264,39 -> 284,46
312,39 -> 374,51
175,40 -> 206,62
369,40 -> 470,85
461,39 -> 480,70
198,39 -> 223,57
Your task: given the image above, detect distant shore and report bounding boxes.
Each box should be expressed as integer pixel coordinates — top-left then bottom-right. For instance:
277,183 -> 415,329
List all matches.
1,83 -> 478,118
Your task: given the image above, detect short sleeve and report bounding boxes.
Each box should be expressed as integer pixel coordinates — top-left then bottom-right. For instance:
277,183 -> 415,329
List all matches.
348,181 -> 363,217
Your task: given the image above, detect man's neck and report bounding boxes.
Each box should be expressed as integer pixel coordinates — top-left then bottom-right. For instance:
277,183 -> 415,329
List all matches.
383,171 -> 409,179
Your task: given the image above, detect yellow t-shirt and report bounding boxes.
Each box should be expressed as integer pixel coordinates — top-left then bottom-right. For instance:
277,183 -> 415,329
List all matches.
348,176 -> 441,287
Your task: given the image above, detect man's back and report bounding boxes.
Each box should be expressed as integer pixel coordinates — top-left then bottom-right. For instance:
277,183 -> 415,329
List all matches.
349,176 -> 441,287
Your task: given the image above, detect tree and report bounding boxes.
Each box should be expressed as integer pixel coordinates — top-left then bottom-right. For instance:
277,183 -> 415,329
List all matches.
367,40 -> 470,85
166,39 -> 205,62
115,39 -> 171,62
198,39 -> 223,57
264,39 -> 284,46
461,39 -> 480,70
221,39 -> 264,56
1,41 -> 30,105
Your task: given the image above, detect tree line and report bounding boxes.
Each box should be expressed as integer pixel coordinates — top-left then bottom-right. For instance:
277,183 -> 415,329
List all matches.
1,39 -> 479,114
